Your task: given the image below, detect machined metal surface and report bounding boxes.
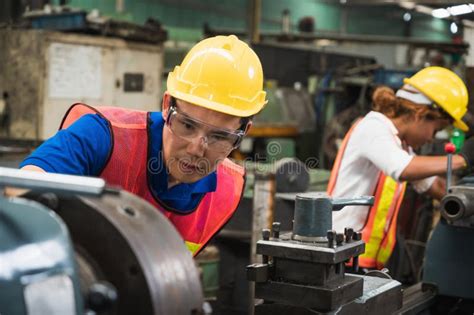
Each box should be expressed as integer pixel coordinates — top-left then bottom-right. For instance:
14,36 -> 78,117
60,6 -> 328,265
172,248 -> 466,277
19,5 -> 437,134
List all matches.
293,193 -> 332,239
397,282 -> 437,315
254,275 -> 402,315
25,190 -> 203,315
247,193 -> 391,314
423,220 -> 474,300
0,197 -> 83,315
292,192 -> 373,239
441,185 -> 474,222
0,167 -> 105,196
339,274 -> 402,314
257,233 -> 365,264
255,275 -> 363,311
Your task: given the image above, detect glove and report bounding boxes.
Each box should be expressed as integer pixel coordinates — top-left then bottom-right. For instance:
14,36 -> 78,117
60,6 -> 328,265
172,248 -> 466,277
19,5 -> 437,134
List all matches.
459,136 -> 474,169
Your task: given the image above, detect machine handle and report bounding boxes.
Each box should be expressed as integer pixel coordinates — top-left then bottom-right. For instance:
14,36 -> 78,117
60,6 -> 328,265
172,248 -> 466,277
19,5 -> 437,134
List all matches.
332,196 -> 374,211
445,142 -> 456,194
0,167 -> 105,196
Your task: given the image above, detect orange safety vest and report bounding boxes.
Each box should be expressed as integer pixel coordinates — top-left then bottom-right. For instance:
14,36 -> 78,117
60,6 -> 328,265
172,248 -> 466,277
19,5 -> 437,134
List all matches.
60,103 -> 245,256
327,120 -> 406,269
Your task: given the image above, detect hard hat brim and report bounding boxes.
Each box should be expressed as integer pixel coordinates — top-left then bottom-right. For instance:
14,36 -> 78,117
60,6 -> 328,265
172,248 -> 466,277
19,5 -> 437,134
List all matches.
454,119 -> 469,132
169,90 -> 267,118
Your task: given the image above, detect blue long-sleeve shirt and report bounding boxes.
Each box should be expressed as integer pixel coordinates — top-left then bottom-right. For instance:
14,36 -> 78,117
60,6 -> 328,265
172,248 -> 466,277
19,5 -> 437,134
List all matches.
20,112 -> 217,212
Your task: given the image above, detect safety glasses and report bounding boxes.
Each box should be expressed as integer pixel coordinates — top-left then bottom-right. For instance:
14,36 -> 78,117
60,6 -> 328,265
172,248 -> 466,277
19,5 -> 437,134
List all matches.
165,98 -> 245,153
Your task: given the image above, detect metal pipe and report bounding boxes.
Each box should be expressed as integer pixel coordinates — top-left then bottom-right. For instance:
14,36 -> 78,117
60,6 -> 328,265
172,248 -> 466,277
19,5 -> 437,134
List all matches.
441,192 -> 474,221
445,143 -> 456,194
0,167 -> 105,196
447,154 -> 452,194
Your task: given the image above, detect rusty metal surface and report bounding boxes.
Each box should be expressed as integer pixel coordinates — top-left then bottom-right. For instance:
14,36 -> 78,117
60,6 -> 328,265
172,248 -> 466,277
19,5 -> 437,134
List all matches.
26,190 -> 204,315
0,29 -> 164,141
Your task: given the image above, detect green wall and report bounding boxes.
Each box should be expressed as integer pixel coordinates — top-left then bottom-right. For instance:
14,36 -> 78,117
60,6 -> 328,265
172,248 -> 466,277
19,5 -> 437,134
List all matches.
347,6 -> 450,41
260,0 -> 340,32
58,0 -> 452,42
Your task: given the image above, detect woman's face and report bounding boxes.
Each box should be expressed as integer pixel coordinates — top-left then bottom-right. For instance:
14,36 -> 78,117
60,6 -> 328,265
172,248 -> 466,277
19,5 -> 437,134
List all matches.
404,116 -> 449,149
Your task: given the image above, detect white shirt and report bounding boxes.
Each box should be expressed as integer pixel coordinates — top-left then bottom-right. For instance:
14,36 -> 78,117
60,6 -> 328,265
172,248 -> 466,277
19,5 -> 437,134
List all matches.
331,111 -> 436,232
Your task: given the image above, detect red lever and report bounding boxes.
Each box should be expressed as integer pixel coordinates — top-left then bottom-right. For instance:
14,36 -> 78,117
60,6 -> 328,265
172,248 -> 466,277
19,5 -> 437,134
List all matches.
445,142 -> 456,154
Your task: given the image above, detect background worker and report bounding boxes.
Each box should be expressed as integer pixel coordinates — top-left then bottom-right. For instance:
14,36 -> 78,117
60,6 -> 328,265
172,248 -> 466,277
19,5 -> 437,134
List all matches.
327,66 -> 474,269
18,35 -> 267,256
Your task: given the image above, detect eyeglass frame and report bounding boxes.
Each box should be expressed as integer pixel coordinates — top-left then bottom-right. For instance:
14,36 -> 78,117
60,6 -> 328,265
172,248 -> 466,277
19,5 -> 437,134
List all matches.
164,97 -> 246,152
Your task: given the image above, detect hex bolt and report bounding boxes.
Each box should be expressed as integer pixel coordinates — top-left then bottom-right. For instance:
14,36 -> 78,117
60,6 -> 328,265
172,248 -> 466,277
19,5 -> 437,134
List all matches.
262,229 -> 271,241
353,232 -> 362,241
327,230 -> 336,248
272,222 -> 281,239
345,228 -> 354,243
336,233 -> 344,246
261,229 -> 271,264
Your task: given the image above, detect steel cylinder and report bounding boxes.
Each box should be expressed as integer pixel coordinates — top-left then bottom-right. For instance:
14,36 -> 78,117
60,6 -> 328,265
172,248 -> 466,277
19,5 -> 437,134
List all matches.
293,192 -> 332,241
441,192 -> 474,221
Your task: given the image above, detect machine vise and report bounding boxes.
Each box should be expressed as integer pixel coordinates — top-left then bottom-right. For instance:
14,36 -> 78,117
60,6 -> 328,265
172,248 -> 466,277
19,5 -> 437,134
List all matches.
247,192 -> 403,314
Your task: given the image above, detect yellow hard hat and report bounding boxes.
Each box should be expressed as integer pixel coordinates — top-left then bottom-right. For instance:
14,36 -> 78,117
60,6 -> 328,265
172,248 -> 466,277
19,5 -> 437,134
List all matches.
167,35 -> 267,117
404,66 -> 469,131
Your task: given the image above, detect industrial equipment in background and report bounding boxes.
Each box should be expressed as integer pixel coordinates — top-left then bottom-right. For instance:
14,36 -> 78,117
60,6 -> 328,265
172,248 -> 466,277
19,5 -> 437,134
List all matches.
321,68 -> 416,169
408,148 -> 474,314
388,144 -> 474,315
245,181 -> 474,314
246,192 -> 404,314
0,167 -> 204,315
0,2 -> 166,143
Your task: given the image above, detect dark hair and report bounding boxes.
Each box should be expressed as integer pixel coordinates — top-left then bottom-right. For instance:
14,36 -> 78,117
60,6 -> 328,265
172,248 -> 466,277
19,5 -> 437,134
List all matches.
239,116 -> 253,131
372,85 -> 451,122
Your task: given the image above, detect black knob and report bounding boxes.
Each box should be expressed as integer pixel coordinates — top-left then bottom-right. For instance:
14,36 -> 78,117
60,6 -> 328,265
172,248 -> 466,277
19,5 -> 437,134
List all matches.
87,281 -> 118,313
345,228 -> 354,243
327,230 -> 336,248
336,233 -> 344,246
272,222 -> 281,238
262,229 -> 271,241
353,232 -> 362,241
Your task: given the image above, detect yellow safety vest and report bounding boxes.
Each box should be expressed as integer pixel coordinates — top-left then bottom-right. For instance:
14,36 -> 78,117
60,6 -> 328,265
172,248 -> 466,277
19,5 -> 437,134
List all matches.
327,120 -> 406,269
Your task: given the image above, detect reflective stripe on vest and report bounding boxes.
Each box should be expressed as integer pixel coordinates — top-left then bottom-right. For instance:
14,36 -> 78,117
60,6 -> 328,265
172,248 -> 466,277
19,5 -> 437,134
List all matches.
60,103 -> 245,256
327,119 -> 406,269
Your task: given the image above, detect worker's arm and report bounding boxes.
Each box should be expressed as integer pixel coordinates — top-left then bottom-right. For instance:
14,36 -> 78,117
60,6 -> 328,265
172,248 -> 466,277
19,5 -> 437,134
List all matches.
19,114 -> 111,175
399,155 -> 466,181
6,114 -> 111,196
20,165 -> 47,172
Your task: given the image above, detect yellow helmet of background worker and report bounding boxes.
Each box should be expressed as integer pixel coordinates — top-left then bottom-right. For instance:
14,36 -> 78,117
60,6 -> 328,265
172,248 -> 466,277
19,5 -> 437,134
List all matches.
403,66 -> 469,131
167,35 -> 267,117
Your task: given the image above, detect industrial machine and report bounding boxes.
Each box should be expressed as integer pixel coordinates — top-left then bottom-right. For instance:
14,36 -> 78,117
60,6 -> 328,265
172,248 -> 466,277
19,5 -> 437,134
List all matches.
417,178 -> 474,313
0,29 -> 164,141
247,192 -> 403,314
0,167 -> 204,315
